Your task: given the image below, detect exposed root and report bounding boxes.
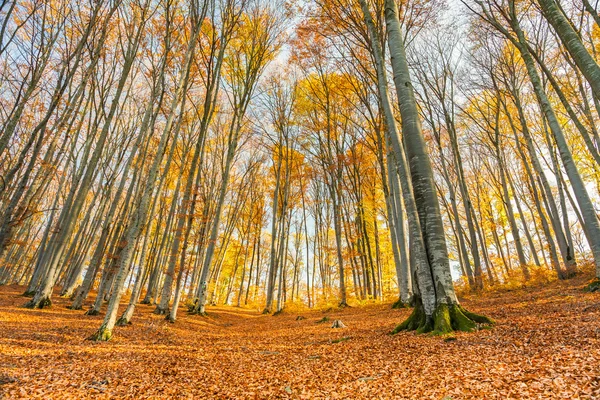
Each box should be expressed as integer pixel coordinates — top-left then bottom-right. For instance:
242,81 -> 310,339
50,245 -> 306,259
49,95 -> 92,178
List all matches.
165,313 -> 176,323
186,303 -> 207,316
115,316 -> 131,326
153,306 -> 167,315
391,301 -> 428,334
584,278 -> 600,293
188,310 -> 208,317
392,302 -> 494,335
460,306 -> 495,325
84,308 -> 100,316
391,298 -> 410,309
24,296 -> 52,309
262,308 -> 271,315
87,326 -> 112,341
22,290 -> 35,298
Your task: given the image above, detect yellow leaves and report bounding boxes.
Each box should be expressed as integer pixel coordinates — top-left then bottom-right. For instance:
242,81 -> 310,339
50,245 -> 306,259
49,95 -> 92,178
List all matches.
593,24 -> 600,55
223,6 -> 285,88
295,71 -> 359,138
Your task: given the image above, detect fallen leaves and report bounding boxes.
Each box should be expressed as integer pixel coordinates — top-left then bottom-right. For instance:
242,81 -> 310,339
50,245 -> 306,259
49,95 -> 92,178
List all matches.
0,275 -> 599,399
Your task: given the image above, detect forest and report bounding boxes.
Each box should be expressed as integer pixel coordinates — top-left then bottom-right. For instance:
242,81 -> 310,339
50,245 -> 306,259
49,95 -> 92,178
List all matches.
0,0 -> 599,397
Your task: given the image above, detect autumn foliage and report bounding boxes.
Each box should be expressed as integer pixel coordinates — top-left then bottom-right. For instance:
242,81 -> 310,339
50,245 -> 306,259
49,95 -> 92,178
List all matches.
1,275 -> 600,398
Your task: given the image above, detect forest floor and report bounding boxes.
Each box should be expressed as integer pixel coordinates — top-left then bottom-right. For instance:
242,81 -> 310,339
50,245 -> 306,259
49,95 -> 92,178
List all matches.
1,276 -> 600,399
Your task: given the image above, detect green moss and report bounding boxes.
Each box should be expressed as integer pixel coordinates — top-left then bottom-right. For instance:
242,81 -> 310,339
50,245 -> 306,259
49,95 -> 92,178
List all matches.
416,316 -> 434,334
584,278 -> 600,293
115,316 -> 131,326
40,297 -> 52,309
392,301 -> 425,334
432,304 -> 453,335
88,326 -> 112,341
449,305 -> 476,332
393,301 -> 494,335
316,317 -> 330,324
24,296 -> 52,309
460,306 -> 495,324
391,298 -> 409,309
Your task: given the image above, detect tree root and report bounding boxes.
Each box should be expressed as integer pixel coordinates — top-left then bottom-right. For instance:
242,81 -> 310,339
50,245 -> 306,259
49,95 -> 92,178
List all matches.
87,326 -> 112,341
23,296 -> 52,309
84,308 -> 100,316
153,306 -> 167,315
115,316 -> 131,326
392,302 -> 494,335
165,313 -> 176,323
188,310 -> 208,317
391,298 -> 410,309
584,278 -> 600,292
391,301 -> 430,334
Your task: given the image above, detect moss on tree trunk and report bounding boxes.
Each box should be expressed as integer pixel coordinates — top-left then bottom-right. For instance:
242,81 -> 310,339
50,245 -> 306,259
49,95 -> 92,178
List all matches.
392,299 -> 494,335
88,325 -> 112,341
153,306 -> 168,315
165,314 -> 176,323
115,316 -> 131,326
24,295 -> 52,309
391,297 -> 410,309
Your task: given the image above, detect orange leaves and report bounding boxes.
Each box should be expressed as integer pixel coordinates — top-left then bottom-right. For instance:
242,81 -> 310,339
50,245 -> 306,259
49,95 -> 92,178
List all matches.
2,276 -> 600,398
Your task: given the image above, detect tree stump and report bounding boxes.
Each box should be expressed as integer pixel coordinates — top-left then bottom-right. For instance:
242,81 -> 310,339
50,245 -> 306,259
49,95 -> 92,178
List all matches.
331,320 -> 346,328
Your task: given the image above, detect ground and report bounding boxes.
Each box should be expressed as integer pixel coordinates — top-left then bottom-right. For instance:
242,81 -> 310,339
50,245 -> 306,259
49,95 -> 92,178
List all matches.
1,276 -> 599,399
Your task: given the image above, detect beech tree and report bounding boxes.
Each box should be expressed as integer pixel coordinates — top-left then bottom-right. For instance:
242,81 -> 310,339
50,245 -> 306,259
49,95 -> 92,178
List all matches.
2,0 -> 600,344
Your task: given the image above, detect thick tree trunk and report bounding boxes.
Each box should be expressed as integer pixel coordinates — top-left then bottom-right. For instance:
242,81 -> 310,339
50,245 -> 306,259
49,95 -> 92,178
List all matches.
362,0 -> 493,332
